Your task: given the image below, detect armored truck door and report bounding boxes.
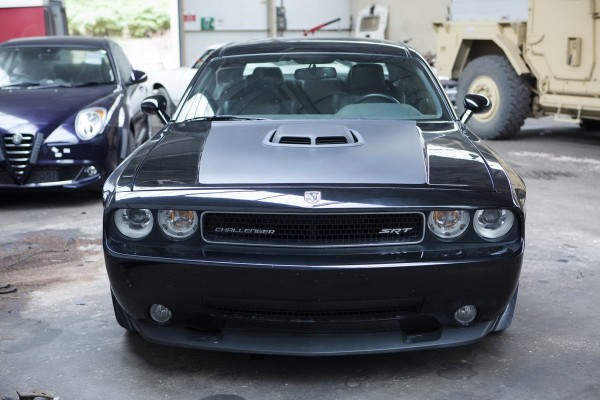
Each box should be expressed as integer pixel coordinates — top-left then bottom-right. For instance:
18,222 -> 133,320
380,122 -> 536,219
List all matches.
524,0 -> 599,96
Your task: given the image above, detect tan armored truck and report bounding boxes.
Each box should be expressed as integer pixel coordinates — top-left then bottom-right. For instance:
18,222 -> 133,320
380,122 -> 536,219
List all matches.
434,0 -> 600,139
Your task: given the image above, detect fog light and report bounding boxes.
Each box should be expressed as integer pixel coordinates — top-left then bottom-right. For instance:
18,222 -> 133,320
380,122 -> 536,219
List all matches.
149,304 -> 172,324
454,305 -> 477,325
85,166 -> 98,177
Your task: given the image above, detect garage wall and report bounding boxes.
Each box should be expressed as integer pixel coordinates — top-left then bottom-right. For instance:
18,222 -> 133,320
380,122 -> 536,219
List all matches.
351,0 -> 449,55
180,0 -> 352,66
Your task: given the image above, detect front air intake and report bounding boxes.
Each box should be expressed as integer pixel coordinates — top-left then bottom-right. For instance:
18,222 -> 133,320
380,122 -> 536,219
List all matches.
264,124 -> 364,147
315,136 -> 348,145
279,136 -> 312,145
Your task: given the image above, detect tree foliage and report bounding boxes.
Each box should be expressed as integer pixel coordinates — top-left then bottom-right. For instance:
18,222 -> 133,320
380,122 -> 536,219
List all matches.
66,0 -> 170,38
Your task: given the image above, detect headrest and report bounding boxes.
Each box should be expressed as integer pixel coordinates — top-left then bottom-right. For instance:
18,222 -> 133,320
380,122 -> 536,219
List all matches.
250,67 -> 284,84
347,63 -> 386,92
216,66 -> 243,85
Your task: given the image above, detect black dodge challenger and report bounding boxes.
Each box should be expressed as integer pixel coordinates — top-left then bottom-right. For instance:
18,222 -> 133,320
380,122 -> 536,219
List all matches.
103,38 -> 526,355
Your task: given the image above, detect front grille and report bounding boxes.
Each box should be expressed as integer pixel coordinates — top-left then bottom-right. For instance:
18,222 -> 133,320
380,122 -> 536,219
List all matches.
205,298 -> 422,322
0,166 -> 82,185
202,212 -> 425,247
2,133 -> 34,176
27,166 -> 81,184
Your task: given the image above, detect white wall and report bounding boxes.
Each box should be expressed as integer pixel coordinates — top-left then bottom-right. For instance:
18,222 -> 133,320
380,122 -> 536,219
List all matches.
180,0 -> 352,66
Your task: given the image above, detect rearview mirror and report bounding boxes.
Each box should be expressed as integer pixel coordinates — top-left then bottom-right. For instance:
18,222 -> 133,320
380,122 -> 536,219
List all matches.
294,66 -> 337,80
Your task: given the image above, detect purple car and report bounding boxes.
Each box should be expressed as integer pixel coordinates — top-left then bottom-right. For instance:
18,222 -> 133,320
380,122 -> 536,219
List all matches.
0,36 -> 149,190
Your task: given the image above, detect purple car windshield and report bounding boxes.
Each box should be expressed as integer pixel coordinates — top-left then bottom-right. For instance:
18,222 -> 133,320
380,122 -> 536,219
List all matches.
0,47 -> 116,89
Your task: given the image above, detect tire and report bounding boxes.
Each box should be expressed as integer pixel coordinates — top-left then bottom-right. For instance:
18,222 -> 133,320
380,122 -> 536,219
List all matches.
580,118 -> 600,131
111,291 -> 137,332
456,55 -> 531,140
115,128 -> 138,166
154,87 -> 175,115
135,116 -> 151,147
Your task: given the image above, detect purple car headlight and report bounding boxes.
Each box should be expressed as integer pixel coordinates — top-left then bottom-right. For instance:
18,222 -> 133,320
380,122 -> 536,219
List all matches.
75,107 -> 107,140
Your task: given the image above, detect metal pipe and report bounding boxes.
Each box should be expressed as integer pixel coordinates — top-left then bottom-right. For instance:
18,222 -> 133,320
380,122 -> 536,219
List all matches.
267,0 -> 277,37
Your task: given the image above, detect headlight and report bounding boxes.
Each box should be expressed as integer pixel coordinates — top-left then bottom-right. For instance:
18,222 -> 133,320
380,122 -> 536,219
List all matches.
114,209 -> 153,239
428,210 -> 470,240
158,210 -> 198,240
473,209 -> 514,240
75,107 -> 107,140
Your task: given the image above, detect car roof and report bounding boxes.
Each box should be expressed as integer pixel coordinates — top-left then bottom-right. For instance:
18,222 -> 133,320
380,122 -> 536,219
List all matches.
0,36 -> 113,49
214,38 -> 418,59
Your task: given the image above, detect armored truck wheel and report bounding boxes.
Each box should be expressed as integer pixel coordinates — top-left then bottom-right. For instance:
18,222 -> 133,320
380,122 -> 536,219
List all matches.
457,56 -> 530,140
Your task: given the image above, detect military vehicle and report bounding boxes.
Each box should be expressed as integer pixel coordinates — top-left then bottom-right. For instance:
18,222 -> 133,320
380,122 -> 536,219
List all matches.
434,0 -> 600,139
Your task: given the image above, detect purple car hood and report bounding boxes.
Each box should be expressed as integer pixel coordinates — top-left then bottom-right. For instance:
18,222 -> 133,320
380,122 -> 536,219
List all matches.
0,85 -> 117,136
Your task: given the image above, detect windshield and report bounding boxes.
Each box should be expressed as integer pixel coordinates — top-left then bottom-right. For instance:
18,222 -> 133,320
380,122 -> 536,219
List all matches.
0,47 -> 116,89
176,53 -> 451,122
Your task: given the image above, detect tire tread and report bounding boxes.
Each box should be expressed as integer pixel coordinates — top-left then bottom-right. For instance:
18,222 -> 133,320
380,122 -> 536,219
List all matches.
457,55 -> 531,139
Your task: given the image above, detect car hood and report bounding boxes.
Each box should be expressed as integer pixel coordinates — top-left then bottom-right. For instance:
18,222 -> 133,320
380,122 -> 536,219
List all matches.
0,85 -> 117,136
132,120 -> 493,190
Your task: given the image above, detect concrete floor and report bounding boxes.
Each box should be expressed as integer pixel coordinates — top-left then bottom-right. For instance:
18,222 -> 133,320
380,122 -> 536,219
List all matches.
1,118 -> 599,400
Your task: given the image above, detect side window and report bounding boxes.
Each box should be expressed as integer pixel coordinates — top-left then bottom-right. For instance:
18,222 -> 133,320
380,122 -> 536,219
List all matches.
110,42 -> 133,84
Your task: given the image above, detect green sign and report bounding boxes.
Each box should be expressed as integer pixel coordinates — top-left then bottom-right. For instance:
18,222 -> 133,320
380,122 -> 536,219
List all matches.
201,17 -> 215,31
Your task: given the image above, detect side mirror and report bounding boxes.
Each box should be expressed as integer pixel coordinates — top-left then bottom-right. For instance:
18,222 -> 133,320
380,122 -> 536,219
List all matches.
142,95 -> 170,125
130,69 -> 148,85
460,93 -> 491,124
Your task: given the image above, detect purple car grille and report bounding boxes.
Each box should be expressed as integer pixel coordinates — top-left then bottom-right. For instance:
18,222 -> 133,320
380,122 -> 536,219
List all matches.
1,133 -> 34,177
202,212 -> 425,247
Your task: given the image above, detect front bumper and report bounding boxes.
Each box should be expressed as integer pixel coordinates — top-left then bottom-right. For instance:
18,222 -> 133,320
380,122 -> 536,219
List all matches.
0,162 -> 103,189
0,127 -> 116,190
105,244 -> 523,355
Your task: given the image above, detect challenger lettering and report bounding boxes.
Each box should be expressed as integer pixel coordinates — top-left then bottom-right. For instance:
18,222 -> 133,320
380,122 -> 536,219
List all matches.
215,227 -> 276,235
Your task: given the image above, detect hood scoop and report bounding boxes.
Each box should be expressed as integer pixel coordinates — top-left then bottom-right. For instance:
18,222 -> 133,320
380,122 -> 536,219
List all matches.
264,124 -> 364,147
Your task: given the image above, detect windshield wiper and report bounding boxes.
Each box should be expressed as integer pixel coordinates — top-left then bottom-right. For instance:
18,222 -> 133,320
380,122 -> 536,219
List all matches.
31,83 -> 76,89
71,82 -> 113,88
183,116 -> 268,122
1,81 -> 41,89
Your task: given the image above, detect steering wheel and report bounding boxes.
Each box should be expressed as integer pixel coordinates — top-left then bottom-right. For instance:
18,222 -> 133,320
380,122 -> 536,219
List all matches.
356,93 -> 400,104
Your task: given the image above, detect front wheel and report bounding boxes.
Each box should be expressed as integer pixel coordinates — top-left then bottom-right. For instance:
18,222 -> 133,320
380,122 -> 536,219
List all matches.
457,55 -> 531,140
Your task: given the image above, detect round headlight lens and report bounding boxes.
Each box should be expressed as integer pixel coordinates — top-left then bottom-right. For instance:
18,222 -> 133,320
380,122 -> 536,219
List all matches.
428,210 -> 470,240
114,208 -> 153,239
75,107 -> 107,141
158,210 -> 198,240
473,209 -> 514,240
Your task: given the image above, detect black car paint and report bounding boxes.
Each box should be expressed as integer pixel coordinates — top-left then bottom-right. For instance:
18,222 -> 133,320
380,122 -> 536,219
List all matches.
103,38 -> 525,355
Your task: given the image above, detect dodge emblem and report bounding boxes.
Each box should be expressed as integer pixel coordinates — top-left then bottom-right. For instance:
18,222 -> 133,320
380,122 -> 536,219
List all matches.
304,191 -> 321,204
11,133 -> 23,146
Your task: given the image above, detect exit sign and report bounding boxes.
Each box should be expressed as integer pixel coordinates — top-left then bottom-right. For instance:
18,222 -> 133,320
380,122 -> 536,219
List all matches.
201,17 -> 215,31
